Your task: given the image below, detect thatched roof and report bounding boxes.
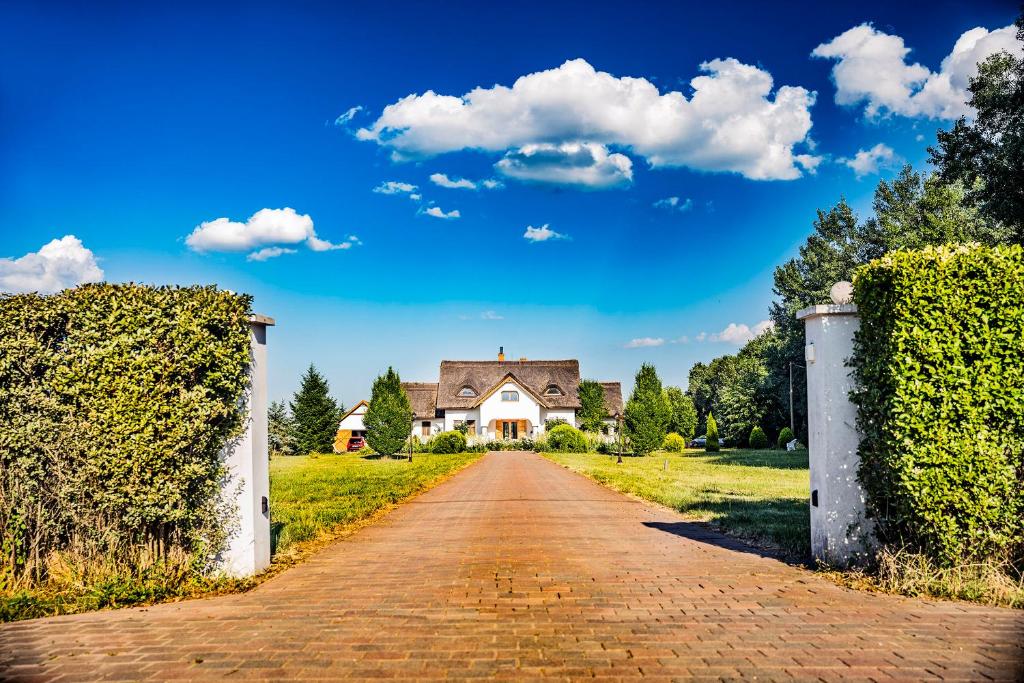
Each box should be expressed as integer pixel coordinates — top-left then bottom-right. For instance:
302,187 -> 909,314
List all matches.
402,382 -> 439,419
601,382 -> 624,417
438,360 -> 582,410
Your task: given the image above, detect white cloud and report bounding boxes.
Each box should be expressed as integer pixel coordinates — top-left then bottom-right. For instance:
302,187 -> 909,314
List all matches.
495,142 -> 633,188
481,178 -> 504,190
186,207 -> 354,259
247,247 -> 298,262
423,206 -> 460,219
430,173 -> 477,190
671,335 -> 689,344
0,235 -> 104,294
357,58 -> 819,182
523,224 -> 569,242
840,143 -> 897,178
813,22 -> 1022,120
703,319 -> 775,345
480,310 -> 504,320
334,105 -> 363,126
653,196 -> 693,212
373,180 -> 419,197
624,337 -> 665,349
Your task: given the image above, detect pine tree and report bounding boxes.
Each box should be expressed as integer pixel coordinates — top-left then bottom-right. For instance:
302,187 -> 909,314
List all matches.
705,412 -> 720,452
577,379 -> 607,433
290,364 -> 340,454
364,367 -> 413,457
623,363 -> 670,456
268,399 -> 297,455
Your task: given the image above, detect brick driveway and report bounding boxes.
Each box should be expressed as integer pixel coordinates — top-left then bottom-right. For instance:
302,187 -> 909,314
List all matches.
2,452 -> 1022,681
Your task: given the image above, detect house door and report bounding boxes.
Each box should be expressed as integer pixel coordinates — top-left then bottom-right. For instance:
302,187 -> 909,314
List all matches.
501,420 -> 518,440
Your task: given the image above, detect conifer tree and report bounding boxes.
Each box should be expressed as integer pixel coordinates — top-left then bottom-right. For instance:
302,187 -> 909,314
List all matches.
623,363 -> 670,456
577,379 -> 607,433
705,412 -> 721,452
364,367 -> 413,457
268,399 -> 297,455
290,364 -> 340,454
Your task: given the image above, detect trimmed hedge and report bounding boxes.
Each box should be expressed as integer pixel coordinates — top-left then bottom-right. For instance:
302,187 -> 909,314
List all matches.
545,423 -> 588,453
852,244 -> 1024,566
748,426 -> 768,450
704,413 -> 720,452
429,431 -> 467,454
662,433 -> 686,452
776,427 -> 795,450
0,284 -> 253,586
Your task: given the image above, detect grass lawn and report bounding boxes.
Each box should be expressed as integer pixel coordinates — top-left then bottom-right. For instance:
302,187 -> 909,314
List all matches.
543,448 -> 810,560
270,452 -> 481,554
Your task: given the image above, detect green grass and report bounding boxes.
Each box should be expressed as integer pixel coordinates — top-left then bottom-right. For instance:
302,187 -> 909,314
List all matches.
269,452 -> 482,553
544,448 -> 810,560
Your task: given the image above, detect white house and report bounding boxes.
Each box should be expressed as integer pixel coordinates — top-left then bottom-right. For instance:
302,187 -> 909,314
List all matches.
405,348 -> 622,441
334,399 -> 368,451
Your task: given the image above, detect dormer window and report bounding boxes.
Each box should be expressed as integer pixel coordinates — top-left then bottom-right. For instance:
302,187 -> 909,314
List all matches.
501,390 -> 519,402
458,386 -> 477,397
544,384 -> 562,396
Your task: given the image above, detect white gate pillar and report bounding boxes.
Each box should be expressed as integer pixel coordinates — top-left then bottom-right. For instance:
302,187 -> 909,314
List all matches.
797,300 -> 871,567
219,314 -> 274,577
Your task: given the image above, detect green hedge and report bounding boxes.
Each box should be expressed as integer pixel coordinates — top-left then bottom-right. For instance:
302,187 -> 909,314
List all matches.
852,244 -> 1024,567
545,423 -> 588,453
0,284 -> 252,587
662,433 -> 686,452
429,431 -> 467,454
748,426 -> 768,450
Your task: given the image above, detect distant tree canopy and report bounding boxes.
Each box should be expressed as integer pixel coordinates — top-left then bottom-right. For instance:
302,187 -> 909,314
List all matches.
290,364 -> 341,454
364,367 -> 413,457
930,15 -> 1024,241
664,387 -> 697,441
577,379 -> 607,433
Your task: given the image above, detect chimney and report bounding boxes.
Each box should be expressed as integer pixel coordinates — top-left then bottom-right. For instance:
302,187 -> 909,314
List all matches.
498,346 -> 505,362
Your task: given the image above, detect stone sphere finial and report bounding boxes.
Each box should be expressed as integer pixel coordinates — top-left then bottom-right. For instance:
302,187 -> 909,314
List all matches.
830,281 -> 853,304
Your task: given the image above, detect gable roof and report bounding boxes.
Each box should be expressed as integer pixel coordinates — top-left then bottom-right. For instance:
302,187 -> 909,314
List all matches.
338,400 -> 369,423
437,359 -> 582,410
471,372 -> 549,408
402,382 -> 439,419
600,382 -> 624,417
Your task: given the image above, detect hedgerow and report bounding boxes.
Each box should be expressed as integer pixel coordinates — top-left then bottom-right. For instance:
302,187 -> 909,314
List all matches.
0,284 -> 252,593
851,244 -> 1024,568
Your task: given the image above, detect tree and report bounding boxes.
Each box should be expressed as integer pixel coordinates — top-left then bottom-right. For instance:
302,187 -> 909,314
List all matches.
929,14 -> 1024,240
749,426 -> 768,450
664,387 -> 697,441
290,364 -> 341,454
624,363 -> 670,456
577,379 -> 607,433
364,366 -> 413,457
268,400 -> 297,455
705,412 -> 720,452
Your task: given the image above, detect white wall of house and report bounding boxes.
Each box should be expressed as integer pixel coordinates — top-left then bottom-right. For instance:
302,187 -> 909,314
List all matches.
338,410 -> 365,432
478,381 -> 542,437
540,408 -> 576,431
443,409 -> 479,434
411,418 -> 445,441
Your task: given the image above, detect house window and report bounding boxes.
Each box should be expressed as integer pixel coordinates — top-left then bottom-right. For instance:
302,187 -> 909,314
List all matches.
544,384 -> 562,396
421,421 -> 430,437
501,390 -> 519,402
458,386 -> 476,397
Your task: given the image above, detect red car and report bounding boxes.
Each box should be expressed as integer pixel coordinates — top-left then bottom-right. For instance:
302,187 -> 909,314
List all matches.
346,436 -> 366,452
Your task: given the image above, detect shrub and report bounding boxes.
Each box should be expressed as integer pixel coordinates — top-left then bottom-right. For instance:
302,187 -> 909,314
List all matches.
0,284 -> 252,590
429,431 -> 467,454
776,427 -> 795,450
545,424 -> 588,453
662,433 -> 686,452
544,418 -> 568,431
705,412 -> 720,452
852,244 -> 1024,567
624,363 -> 670,456
748,426 -> 768,450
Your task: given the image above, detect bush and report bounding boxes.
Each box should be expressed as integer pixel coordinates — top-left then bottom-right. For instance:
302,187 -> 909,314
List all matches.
748,426 -> 768,449
662,433 -> 686,452
544,418 -> 568,431
705,412 -> 720,452
429,431 -> 467,454
0,284 -> 252,591
852,244 -> 1024,567
545,424 -> 588,453
776,427 -> 795,450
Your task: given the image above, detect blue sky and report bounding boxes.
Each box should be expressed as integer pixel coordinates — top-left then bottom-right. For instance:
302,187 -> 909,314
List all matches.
1,1 -> 1019,405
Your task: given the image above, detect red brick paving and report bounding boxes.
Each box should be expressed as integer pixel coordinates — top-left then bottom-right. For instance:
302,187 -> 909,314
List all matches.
1,451 -> 1022,681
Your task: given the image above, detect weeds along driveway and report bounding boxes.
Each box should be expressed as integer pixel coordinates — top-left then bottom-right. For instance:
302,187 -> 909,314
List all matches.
1,451 -> 1022,681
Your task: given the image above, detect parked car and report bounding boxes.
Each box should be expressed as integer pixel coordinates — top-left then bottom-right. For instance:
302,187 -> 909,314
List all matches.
346,436 -> 366,452
687,436 -> 726,448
